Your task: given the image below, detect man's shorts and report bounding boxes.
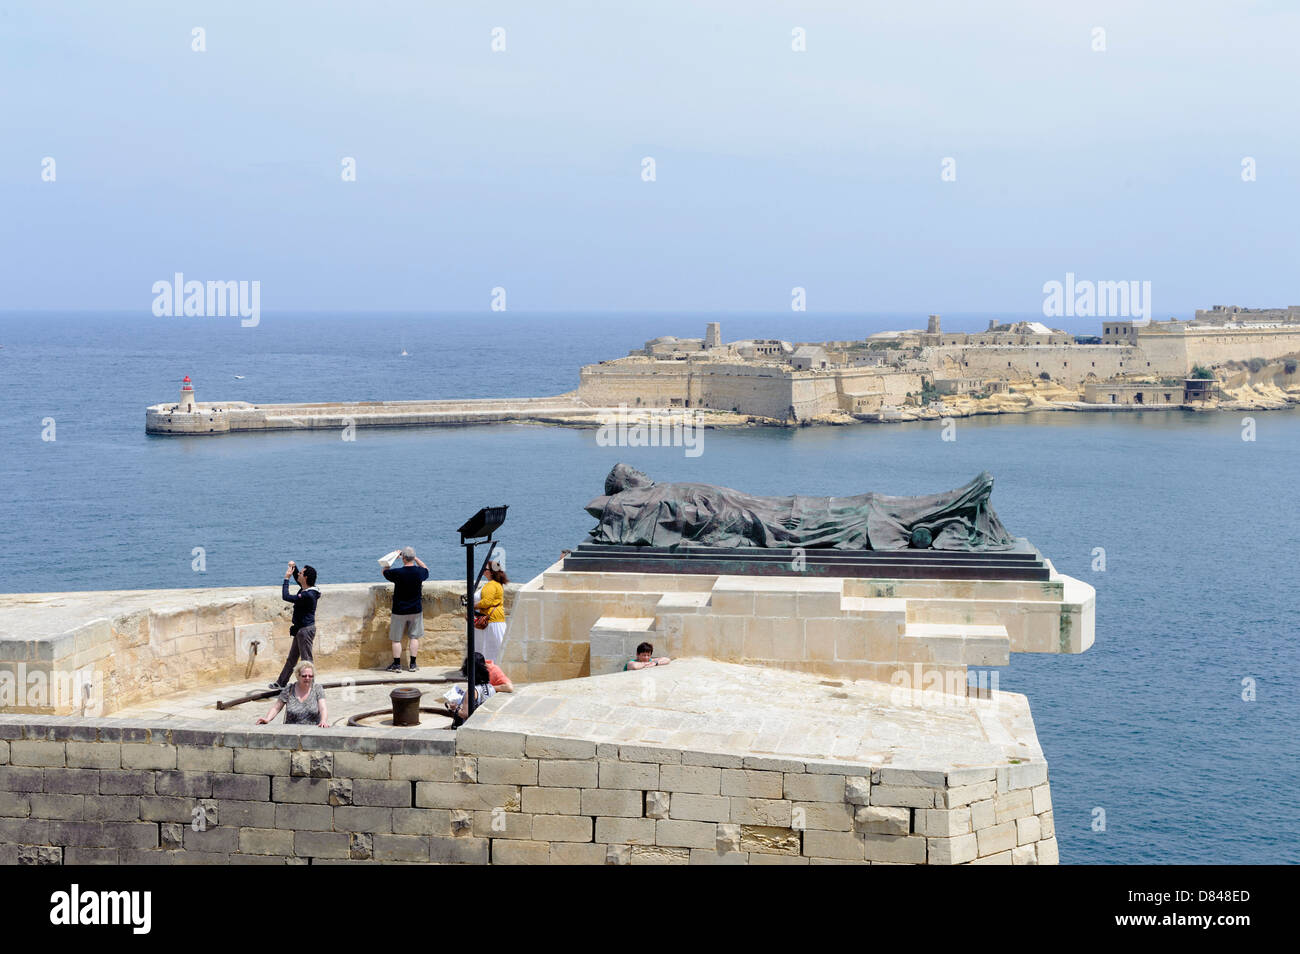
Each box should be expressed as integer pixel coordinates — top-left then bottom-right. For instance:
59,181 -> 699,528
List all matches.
389,612 -> 424,641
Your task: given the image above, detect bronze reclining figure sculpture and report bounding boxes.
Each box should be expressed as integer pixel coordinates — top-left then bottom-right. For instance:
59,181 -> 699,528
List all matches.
585,463 -> 1014,551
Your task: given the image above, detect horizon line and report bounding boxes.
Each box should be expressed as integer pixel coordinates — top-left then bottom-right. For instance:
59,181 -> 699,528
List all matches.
0,308 -> 1196,321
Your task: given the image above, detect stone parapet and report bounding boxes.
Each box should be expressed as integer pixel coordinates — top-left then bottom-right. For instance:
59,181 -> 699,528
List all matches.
0,582 -> 515,717
0,659 -> 1059,865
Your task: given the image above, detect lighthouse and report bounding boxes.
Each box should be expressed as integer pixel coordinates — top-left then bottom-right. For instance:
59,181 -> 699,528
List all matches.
179,375 -> 196,412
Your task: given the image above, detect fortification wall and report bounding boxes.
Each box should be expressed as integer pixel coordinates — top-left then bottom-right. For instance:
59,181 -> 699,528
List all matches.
1178,327 -> 1300,369
836,368 -> 922,407
579,363 -> 798,418
578,363 -> 921,421
1131,334 -> 1190,377
927,345 -> 1157,385
784,370 -> 920,418
0,706 -> 1059,865
697,365 -> 796,419
788,374 -> 841,419
577,364 -> 693,408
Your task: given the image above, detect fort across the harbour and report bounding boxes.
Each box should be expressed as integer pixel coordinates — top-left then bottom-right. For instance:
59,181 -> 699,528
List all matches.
145,307 -> 1300,435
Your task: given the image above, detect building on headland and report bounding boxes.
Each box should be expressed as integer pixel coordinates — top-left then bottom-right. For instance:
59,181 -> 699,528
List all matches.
891,310 -> 1300,389
704,321 -> 721,349
1193,304 -> 1300,325
1183,377 -> 1216,402
582,309 -> 1300,421
1082,381 -> 1186,406
916,315 -> 1074,348
790,345 -> 830,370
933,376 -> 984,396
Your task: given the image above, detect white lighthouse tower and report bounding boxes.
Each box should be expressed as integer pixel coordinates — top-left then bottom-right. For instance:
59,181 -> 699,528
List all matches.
178,375 -> 196,412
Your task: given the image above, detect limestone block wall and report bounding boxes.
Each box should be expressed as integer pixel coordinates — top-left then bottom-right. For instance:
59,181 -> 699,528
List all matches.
499,572 -> 667,684
798,368 -> 924,416
1134,333 -> 1192,376
1178,327 -> 1300,369
0,714 -> 1058,865
578,362 -> 922,422
578,361 -> 807,420
848,575 -> 1094,655
927,330 -> 1300,388
696,364 -> 798,419
1082,382 -> 1186,405
577,363 -> 696,408
929,344 -> 1149,386
589,617 -> 656,675
787,373 -> 843,419
0,582 -> 515,717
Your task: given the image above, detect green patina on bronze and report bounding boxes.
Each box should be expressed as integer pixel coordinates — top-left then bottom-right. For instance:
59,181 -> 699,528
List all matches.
585,464 -> 1015,552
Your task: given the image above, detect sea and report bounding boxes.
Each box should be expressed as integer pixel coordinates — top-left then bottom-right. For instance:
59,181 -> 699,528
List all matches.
0,310 -> 1296,864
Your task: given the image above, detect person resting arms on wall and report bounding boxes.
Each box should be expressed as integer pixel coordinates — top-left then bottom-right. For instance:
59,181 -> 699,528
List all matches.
257,660 -> 328,727
625,642 -> 671,671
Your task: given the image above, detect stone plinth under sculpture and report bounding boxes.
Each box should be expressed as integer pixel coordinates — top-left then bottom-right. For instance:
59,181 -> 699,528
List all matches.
502,464 -> 1094,687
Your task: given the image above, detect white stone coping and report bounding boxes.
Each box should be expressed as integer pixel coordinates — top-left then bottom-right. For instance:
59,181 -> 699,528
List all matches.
590,617 -> 656,635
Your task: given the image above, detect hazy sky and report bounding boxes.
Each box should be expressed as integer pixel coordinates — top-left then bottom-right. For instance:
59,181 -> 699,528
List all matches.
3,1 -> 1298,316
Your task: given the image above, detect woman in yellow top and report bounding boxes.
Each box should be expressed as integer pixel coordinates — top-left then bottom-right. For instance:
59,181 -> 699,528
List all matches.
475,558 -> 509,662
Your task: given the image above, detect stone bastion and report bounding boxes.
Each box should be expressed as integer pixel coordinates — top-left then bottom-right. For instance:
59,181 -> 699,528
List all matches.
0,561 -> 1091,865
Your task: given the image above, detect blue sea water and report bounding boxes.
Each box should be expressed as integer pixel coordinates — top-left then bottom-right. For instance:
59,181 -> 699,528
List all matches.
0,311 -> 1296,864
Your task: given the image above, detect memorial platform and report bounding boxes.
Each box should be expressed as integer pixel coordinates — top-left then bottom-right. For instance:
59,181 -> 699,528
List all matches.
500,554 -> 1093,685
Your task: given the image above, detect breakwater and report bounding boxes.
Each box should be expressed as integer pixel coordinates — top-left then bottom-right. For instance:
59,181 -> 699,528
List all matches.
144,394 -> 611,435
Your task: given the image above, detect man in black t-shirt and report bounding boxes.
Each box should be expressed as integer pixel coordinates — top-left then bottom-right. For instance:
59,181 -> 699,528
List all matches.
382,546 -> 429,672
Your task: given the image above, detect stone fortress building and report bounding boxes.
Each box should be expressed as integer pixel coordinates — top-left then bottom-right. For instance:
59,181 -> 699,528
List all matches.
910,309 -> 1300,391
576,322 -> 922,422
577,308 -> 1300,421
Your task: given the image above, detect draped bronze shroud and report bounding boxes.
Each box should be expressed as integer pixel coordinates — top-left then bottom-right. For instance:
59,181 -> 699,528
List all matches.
584,464 -> 1015,552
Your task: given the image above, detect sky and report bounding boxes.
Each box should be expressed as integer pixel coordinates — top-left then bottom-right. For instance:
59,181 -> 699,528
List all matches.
2,1 -> 1298,317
